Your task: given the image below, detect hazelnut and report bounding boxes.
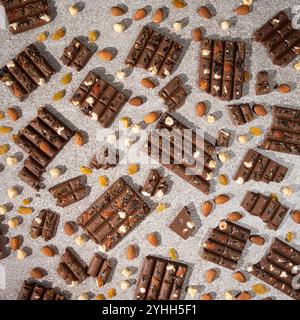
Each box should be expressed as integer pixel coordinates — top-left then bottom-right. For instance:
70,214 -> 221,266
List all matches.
207,114 -> 216,124
221,20 -> 231,30
224,291 -> 235,300
6,156 -> 18,166
243,0 -> 253,5
122,267 -> 132,278
218,151 -> 230,163
120,280 -> 130,291
7,187 -> 18,199
50,167 -> 61,178
294,61 -> 300,71
78,293 -> 89,300
116,70 -> 126,80
16,249 -> 27,260
282,186 -> 293,196
131,124 -> 141,134
187,287 -> 198,297
0,205 -> 8,215
69,5 -> 79,16
8,217 -> 19,229
114,23 -> 125,33
75,234 -> 88,246
173,21 -> 183,32
107,133 -> 117,144
238,135 -> 249,144
64,221 -> 77,236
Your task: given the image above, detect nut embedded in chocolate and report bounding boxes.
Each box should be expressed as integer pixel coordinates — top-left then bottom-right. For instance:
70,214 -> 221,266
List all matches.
169,206 -> 195,240
141,169 -> 168,197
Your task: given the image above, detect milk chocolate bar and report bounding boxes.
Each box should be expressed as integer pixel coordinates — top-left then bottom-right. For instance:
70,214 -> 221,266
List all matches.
70,71 -> 129,128
202,220 -> 251,270
0,44 -> 56,100
227,103 -> 255,126
158,76 -> 188,111
89,145 -> 119,170
77,177 -> 151,252
87,254 -> 113,288
169,206 -> 195,240
2,0 -> 52,35
216,129 -> 230,148
134,255 -> 188,300
48,175 -> 89,208
234,149 -> 288,184
256,71 -> 272,95
260,106 -> 300,156
254,11 -> 300,66
61,37 -> 95,71
125,25 -> 184,78
141,169 -> 168,198
248,238 -> 300,300
199,38 -> 247,101
241,191 -> 289,230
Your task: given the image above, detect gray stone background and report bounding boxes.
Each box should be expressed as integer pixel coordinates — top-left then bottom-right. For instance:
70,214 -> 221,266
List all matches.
0,0 -> 300,300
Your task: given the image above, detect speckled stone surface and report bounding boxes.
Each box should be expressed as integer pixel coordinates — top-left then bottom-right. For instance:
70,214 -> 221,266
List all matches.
0,0 -> 300,300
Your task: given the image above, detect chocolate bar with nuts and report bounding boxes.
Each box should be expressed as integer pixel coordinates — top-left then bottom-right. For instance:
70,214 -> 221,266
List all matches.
70,71 -> 129,128
89,145 -> 119,170
256,71 -> 272,95
169,207 -> 195,240
227,103 -> 255,126
77,177 -> 150,252
61,37 -> 95,71
134,255 -> 188,300
0,44 -> 56,101
241,191 -> 289,230
57,247 -> 87,286
248,238 -> 300,300
202,220 -> 251,270
216,129 -> 230,148
141,169 -> 168,198
125,25 -> 184,78
158,76 -> 188,111
15,107 -> 74,190
48,175 -> 90,208
234,149 -> 288,184
260,106 -> 300,156
199,38 -> 247,101
2,0 -> 52,35
29,209 -> 59,241
87,254 -> 113,288
254,11 -> 300,66
17,280 -> 67,300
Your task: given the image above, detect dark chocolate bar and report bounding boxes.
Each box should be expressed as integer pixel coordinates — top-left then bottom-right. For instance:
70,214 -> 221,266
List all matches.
234,149 -> 288,184
216,129 -> 230,148
0,218 -> 6,259
169,207 -> 195,240
15,107 -> 74,190
199,38 -> 247,101
158,76 -> 188,111
87,254 -> 113,288
48,175 -> 89,208
125,25 -> 184,78
248,238 -> 300,300
256,71 -> 272,95
141,169 -> 168,197
77,177 -> 151,252
29,209 -> 59,241
61,37 -> 95,71
260,106 -> 300,156
0,44 -> 56,101
134,255 -> 188,300
202,220 -> 251,270
70,71 -> 129,128
254,11 -> 300,66
241,191 -> 289,230
89,145 -> 119,170
227,103 -> 255,126
2,0 -> 52,35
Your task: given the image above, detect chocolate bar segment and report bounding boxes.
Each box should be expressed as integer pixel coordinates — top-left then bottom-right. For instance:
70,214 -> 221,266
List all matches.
254,11 -> 300,66
89,145 -> 119,170
87,254 -> 113,288
70,71 -> 129,128
241,191 -> 289,230
141,169 -> 168,197
0,44 -> 56,101
216,129 -> 230,148
256,71 -> 272,95
77,177 -> 151,251
227,103 -> 255,126
202,220 -> 251,270
199,38 -> 247,101
169,207 -> 195,240
125,25 -> 184,78
134,255 -> 188,300
248,238 -> 300,300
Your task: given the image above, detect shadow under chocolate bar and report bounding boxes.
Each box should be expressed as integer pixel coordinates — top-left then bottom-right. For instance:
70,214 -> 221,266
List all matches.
253,11 -> 300,66
2,0 -> 52,35
70,71 -> 129,128
248,238 -> 300,300
77,177 -> 151,252
241,191 -> 289,230
201,220 -> 251,270
134,255 -> 189,300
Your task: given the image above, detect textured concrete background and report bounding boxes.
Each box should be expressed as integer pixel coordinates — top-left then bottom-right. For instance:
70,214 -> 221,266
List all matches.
0,0 -> 300,300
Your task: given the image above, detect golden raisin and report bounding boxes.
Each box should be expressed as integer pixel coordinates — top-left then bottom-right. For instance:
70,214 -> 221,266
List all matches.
107,288 -> 117,299
98,176 -> 108,188
80,166 -> 93,175
169,247 -> 178,260
172,0 -> 187,8
286,231 -> 293,242
127,164 -> 139,175
22,198 -> 32,206
249,127 -> 262,136
252,284 -> 268,295
120,117 -> 131,128
0,126 -> 12,135
52,90 -> 65,101
270,193 -> 278,201
218,174 -> 229,185
0,112 -> 5,120
52,28 -> 66,41
0,144 -> 10,155
60,73 -> 72,86
243,71 -> 250,82
88,30 -> 98,43
18,207 -> 33,215
36,32 -> 48,42
156,203 -> 167,214
95,294 -> 106,300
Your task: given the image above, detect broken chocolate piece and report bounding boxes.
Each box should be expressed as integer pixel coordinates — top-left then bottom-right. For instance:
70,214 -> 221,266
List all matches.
169,206 -> 195,240
227,103 -> 255,126
141,169 -> 168,197
256,71 -> 272,95
87,254 -> 113,288
216,129 -> 230,148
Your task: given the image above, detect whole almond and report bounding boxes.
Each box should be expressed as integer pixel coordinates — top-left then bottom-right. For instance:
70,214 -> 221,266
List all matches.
141,78 -> 157,89
232,271 -> 247,283
133,8 -> 147,20
201,200 -> 213,217
236,291 -> 251,300
234,5 -> 251,15
40,245 -> 55,257
227,211 -> 243,222
152,8 -> 164,23
74,131 -> 85,146
205,269 -> 217,283
7,108 -> 19,121
30,267 -> 46,279
200,293 -> 213,300
250,235 -> 265,246
144,111 -> 159,124
192,28 -> 202,42
97,50 -> 114,61
129,97 -> 144,107
10,236 -> 21,251
147,233 -> 158,247
253,104 -> 268,116
198,6 -> 212,19
111,6 -> 125,17
214,194 -> 230,205
126,244 -> 136,260
292,210 -> 300,224
277,84 -> 291,93
195,102 -> 207,117
64,221 -> 77,236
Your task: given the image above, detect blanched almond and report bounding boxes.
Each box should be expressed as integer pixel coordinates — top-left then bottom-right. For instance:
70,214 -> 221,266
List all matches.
97,50 -> 114,61
133,8 -> 147,20
152,8 -> 164,23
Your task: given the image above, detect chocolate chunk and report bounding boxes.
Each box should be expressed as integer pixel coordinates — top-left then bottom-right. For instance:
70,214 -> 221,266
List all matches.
169,207 -> 195,240
141,169 -> 168,197
227,103 -> 255,126
90,145 -> 119,170
87,254 -> 113,287
216,129 -> 230,148
256,71 -> 272,95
